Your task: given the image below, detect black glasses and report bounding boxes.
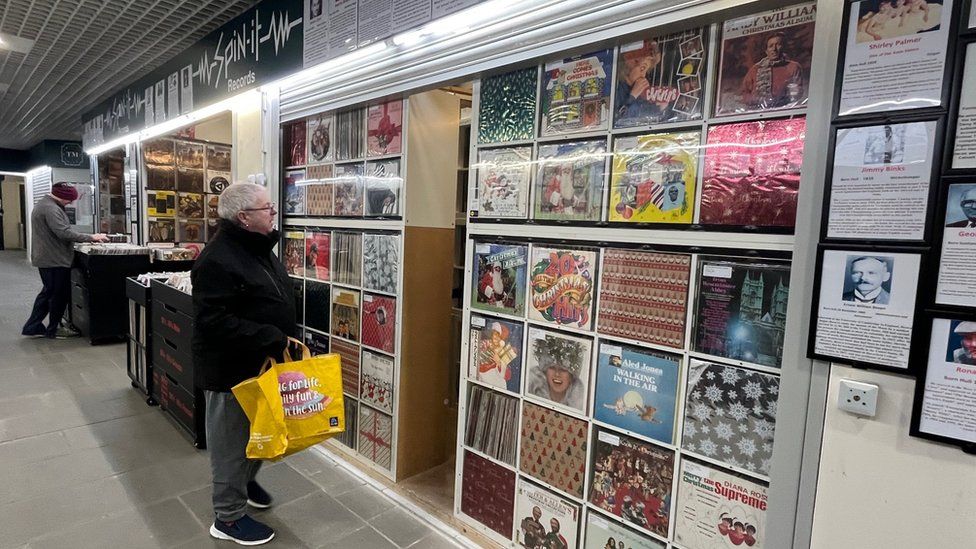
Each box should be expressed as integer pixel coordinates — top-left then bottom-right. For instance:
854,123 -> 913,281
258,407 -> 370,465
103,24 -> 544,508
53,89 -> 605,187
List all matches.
242,202 -> 276,212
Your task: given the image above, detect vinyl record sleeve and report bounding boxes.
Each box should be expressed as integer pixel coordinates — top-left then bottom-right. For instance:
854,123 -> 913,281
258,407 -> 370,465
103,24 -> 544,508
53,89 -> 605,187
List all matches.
336,108 -> 366,161
331,338 -> 360,396
303,329 -> 329,356
524,326 -> 593,414
146,165 -> 176,191
533,140 -> 607,222
304,280 -> 331,335
306,163 -> 335,216
285,119 -> 307,167
334,163 -> 365,216
284,169 -> 307,216
147,218 -> 175,243
358,405 -> 393,470
143,139 -> 175,166
461,450 -> 516,539
477,147 -> 532,218
177,168 -> 205,193
363,233 -> 399,294
206,171 -> 231,194
336,397 -> 358,449
479,68 -> 538,144
331,287 -> 361,342
284,231 -> 306,278
465,384 -> 520,465
177,192 -> 204,219
206,145 -> 231,172
176,141 -> 204,169
367,100 -> 403,156
615,27 -> 709,128
584,511 -> 666,548
519,402 -> 589,499
471,242 -> 528,316
332,232 -> 363,286
364,159 -> 402,216
514,480 -> 581,549
608,131 -> 699,223
292,278 -> 304,326
361,294 -> 396,354
528,246 -> 598,330
305,231 -> 331,281
588,428 -> 675,538
597,249 -> 691,348
177,219 -> 204,243
147,190 -> 176,217
674,458 -> 769,549
307,112 -> 335,164
361,350 -> 394,414
468,315 -> 524,394
540,48 -> 614,136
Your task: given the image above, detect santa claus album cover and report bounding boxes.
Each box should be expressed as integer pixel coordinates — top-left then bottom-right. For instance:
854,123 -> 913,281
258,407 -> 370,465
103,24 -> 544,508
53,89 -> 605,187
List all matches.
304,231 -> 330,281
533,140 -> 607,222
334,163 -> 364,217
367,100 -> 403,157
332,231 -> 362,286
682,359 -> 779,477
614,27 -> 709,129
584,510 -> 665,549
364,159 -> 402,217
361,350 -> 394,414
692,258 -> 791,368
593,342 -> 680,445
608,130 -> 699,224
363,233 -> 399,294
514,479 -> 580,549
468,315 -> 523,394
361,293 -> 396,354
331,287 -> 361,342
307,112 -> 334,164
461,450 -> 516,540
674,458 -> 769,549
477,147 -> 532,218
465,384 -> 520,465
471,242 -> 528,317
540,48 -> 614,137
525,327 -> 592,414
519,401 -> 589,498
588,428 -> 675,538
597,248 -> 691,349
529,246 -> 598,330
699,118 -> 806,228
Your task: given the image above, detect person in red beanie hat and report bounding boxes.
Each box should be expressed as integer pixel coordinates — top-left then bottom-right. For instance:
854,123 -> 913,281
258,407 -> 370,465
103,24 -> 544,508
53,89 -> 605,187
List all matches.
22,182 -> 108,339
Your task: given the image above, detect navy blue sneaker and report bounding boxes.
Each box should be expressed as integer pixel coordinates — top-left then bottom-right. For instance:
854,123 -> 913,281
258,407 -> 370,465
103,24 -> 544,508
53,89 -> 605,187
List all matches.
209,514 -> 275,545
247,481 -> 273,509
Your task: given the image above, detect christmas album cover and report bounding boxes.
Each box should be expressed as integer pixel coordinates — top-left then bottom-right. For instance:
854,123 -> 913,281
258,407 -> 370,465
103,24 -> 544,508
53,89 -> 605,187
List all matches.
525,326 -> 592,413
362,294 -> 396,354
284,231 -> 305,278
584,510 -> 666,549
699,118 -> 806,227
358,405 -> 393,470
285,119 -> 307,167
674,458 -> 769,549
361,350 -> 394,414
363,233 -> 399,294
692,258 -> 791,368
367,100 -> 403,157
305,163 -> 335,216
465,384 -> 520,465
597,249 -> 691,348
331,287 -> 361,342
608,130 -> 700,223
541,48 -> 614,136
305,231 -> 331,281
284,169 -> 307,216
593,342 -> 680,445
477,147 -> 532,218
461,450 -> 516,539
468,315 -> 523,394
307,112 -> 334,164
334,163 -> 364,216
471,242 -> 528,316
588,428 -> 675,538
528,246 -> 598,330
533,140 -> 607,222
682,360 -> 779,476
615,27 -> 709,128
519,401 -> 589,498
514,479 -> 581,549
478,68 -> 538,144
364,159 -> 402,216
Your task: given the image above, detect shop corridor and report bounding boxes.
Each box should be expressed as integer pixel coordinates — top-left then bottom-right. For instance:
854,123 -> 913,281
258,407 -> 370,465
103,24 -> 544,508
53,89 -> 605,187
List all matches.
0,250 -> 462,549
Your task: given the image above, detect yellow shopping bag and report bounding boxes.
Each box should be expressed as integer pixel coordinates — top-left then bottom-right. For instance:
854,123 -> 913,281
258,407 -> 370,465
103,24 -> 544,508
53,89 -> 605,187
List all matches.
232,338 -> 345,460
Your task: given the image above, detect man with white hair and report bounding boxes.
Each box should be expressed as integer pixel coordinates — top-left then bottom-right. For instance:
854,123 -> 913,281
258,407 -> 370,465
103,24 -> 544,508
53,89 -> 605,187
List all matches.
192,182 -> 296,545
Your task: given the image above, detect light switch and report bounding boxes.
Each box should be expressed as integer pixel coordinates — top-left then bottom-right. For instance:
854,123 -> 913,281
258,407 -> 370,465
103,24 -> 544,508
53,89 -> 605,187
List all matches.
838,379 -> 879,417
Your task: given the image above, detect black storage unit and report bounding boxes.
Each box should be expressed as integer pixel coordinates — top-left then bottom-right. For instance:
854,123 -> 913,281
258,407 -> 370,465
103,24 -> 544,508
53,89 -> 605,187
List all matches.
125,277 -> 154,404
150,279 -> 206,448
71,251 -> 152,344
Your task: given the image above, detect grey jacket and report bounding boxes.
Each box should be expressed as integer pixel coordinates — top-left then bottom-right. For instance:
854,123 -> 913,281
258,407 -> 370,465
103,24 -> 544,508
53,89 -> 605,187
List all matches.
31,195 -> 93,268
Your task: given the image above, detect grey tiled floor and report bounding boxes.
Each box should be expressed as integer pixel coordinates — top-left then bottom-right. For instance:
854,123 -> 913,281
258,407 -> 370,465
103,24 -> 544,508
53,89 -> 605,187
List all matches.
0,250 -> 462,549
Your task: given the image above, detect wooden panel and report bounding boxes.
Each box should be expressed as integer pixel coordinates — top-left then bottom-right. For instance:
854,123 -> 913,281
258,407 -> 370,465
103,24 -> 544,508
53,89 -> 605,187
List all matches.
396,225 -> 456,480
406,90 -> 460,229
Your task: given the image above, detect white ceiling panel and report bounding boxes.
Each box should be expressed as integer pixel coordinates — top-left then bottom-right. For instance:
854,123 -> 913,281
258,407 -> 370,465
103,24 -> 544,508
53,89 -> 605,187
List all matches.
0,0 -> 261,149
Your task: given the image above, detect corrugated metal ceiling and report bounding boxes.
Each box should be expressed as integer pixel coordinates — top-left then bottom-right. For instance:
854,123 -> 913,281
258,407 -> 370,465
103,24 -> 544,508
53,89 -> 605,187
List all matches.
0,0 -> 260,149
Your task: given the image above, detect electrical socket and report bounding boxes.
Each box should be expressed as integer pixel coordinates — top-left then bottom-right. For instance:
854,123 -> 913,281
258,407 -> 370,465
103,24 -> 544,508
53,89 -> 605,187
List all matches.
838,379 -> 879,417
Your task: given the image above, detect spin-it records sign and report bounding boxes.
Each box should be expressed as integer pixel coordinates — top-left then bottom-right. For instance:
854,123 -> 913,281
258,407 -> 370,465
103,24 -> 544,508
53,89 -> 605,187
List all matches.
83,0 -> 304,148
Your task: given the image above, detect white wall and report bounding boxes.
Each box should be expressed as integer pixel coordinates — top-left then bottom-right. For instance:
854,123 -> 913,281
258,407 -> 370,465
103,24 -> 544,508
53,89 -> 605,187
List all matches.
193,113 -> 232,144
811,364 -> 976,548
232,92 -> 264,183
2,176 -> 24,249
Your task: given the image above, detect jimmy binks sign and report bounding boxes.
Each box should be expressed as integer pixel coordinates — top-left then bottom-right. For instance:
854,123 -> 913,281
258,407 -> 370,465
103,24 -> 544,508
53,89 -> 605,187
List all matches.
82,0 -> 304,148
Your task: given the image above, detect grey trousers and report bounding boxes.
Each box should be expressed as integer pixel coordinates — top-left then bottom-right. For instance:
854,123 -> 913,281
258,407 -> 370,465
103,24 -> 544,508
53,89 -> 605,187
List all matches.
205,390 -> 262,522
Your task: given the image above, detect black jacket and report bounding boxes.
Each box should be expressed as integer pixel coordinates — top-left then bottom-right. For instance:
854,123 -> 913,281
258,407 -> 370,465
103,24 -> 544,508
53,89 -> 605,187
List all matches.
191,220 -> 297,391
